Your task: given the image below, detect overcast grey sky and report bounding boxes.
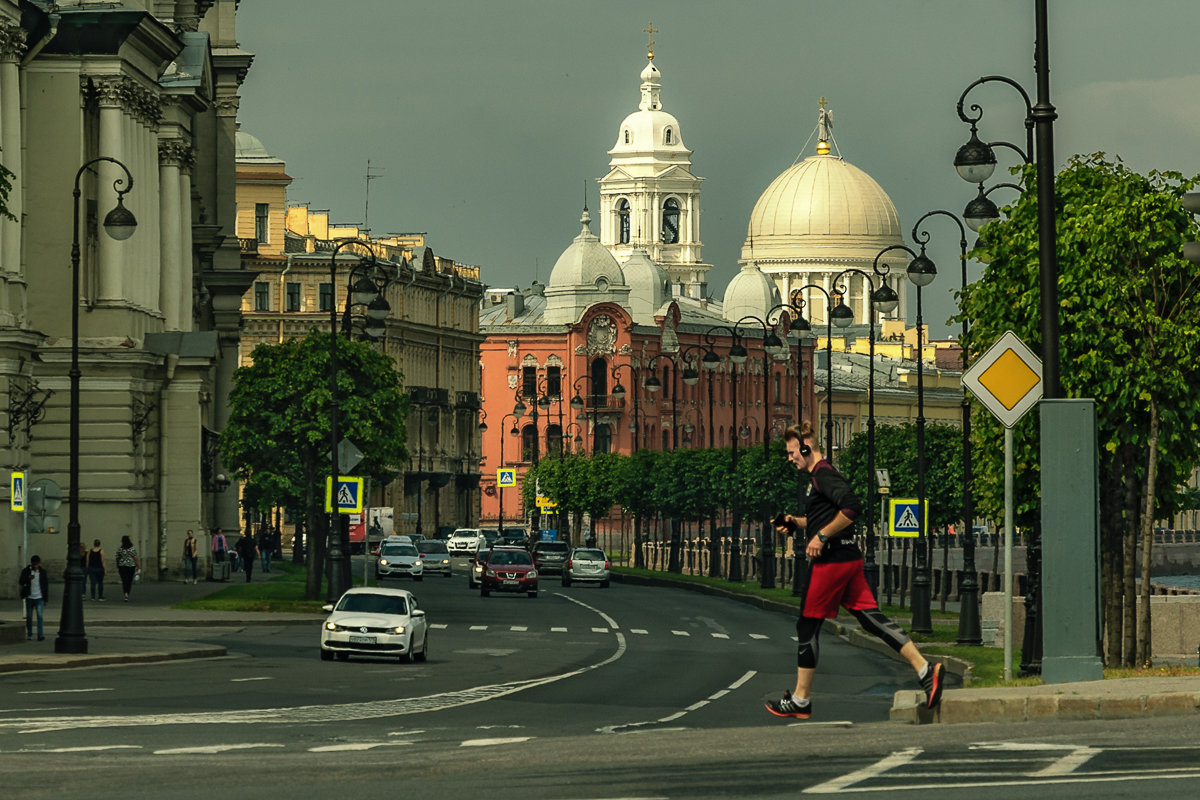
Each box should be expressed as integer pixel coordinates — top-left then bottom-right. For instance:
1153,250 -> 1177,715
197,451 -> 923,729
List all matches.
236,1 -> 1200,338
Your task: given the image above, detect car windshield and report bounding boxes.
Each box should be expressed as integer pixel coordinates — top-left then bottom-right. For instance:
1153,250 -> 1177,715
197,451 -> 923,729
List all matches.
418,541 -> 448,554
537,543 -> 569,554
381,544 -> 418,556
453,530 -> 480,539
474,549 -> 490,563
573,549 -> 605,560
489,551 -> 532,566
336,593 -> 407,615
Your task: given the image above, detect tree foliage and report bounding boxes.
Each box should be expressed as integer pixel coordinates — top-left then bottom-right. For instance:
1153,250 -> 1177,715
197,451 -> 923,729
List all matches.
956,155 -> 1200,665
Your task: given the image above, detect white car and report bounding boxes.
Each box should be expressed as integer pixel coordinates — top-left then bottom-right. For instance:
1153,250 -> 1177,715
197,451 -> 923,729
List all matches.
376,541 -> 424,581
416,539 -> 453,577
561,547 -> 611,587
448,527 -> 484,556
320,587 -> 429,663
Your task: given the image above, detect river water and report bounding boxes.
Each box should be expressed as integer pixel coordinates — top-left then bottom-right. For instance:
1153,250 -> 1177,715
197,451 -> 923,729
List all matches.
1152,574 -> 1200,591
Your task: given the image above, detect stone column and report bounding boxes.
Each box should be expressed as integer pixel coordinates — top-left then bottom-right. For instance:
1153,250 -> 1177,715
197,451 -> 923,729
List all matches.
179,163 -> 194,330
159,140 -> 187,330
93,78 -> 130,304
0,22 -> 26,323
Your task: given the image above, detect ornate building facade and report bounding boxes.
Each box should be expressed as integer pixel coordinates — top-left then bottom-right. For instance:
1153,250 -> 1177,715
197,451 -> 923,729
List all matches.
2,1 -> 254,596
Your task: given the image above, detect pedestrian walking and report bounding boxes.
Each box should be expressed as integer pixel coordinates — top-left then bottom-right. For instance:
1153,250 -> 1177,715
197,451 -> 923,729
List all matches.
87,539 -> 107,600
18,555 -> 49,641
115,535 -> 140,602
212,528 -> 227,562
259,527 -> 274,574
237,533 -> 258,583
182,529 -> 200,584
764,421 -> 944,719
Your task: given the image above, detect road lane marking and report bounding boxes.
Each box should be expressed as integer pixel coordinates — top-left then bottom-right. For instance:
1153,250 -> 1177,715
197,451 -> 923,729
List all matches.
630,628 -> 648,634
231,677 -> 272,683
804,747 -> 923,793
17,688 -> 115,695
551,627 -> 567,632
19,745 -> 141,753
469,625 -> 487,631
749,633 -> 769,639
309,742 -> 413,752
671,630 -> 689,637
155,743 -> 286,755
710,633 -> 729,639
430,624 -> 448,629
591,627 -> 609,633
510,626 -> 528,632
461,737 -> 532,747
4,607 -> 629,734
598,670 -> 757,734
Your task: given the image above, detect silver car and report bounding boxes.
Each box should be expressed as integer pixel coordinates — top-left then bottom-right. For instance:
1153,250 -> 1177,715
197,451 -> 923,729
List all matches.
561,547 -> 610,587
376,541 -> 424,581
417,539 -> 453,577
320,587 -> 428,663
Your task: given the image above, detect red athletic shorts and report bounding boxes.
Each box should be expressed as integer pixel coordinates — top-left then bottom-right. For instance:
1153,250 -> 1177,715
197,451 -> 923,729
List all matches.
802,559 -> 877,619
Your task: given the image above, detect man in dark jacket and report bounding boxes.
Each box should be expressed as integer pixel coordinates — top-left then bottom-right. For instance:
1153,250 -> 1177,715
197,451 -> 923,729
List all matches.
764,421 -> 944,719
18,555 -> 50,641
237,533 -> 258,583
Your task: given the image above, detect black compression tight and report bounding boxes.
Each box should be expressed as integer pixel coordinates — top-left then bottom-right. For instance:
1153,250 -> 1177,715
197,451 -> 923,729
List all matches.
795,608 -> 911,668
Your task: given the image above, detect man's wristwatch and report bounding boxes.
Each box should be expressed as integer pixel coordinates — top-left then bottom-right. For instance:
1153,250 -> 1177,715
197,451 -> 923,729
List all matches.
816,532 -> 829,544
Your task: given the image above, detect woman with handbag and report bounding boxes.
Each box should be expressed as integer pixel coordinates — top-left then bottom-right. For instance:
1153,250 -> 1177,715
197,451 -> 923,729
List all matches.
115,535 -> 140,602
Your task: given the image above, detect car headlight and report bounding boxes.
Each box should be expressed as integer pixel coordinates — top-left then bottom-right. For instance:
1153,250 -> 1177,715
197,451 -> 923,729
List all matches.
485,568 -> 496,577
441,559 -> 450,565
391,625 -> 406,635
379,558 -> 390,566
528,570 -> 538,579
324,621 -> 337,631
414,559 -> 423,566
474,564 -> 483,574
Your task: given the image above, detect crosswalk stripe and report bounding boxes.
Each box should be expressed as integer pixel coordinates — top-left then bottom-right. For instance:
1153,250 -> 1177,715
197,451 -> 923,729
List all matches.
710,633 -> 729,639
671,630 -> 690,637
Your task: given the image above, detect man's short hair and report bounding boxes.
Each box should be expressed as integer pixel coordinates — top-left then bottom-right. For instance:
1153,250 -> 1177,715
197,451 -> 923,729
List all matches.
30,555 -> 40,564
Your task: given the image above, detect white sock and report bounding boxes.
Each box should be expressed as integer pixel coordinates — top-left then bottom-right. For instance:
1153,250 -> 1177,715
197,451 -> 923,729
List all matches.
918,663 -> 931,679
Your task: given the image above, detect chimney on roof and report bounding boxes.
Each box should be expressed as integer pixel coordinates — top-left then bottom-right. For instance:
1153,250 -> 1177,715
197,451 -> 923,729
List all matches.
505,292 -> 525,321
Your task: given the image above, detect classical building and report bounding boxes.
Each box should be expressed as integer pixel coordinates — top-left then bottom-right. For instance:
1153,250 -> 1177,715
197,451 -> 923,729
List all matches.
1,1 -> 254,596
234,130 -> 485,539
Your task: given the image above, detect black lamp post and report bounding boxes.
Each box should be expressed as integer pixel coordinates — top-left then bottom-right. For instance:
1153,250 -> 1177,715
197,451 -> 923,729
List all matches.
953,0 -> 1055,672
57,157 -> 137,654
912,210 -> 982,645
498,413 -> 518,527
609,362 -> 642,452
326,239 -> 384,602
563,422 -> 584,453
642,354 -> 680,450
874,243 -> 936,633
789,285 -> 838,459
829,268 -> 900,598
703,325 -> 747,582
569,375 -> 601,454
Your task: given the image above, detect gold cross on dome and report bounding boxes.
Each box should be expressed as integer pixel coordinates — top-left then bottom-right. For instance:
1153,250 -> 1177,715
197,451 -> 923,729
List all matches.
644,21 -> 658,58
819,96 -> 827,111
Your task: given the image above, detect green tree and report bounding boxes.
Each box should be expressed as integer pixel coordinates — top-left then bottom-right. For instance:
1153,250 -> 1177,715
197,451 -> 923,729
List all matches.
959,155 -> 1200,666
222,330 -> 409,599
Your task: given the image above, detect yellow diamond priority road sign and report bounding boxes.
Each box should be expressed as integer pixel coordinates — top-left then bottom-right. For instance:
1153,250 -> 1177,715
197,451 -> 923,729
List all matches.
962,330 -> 1043,428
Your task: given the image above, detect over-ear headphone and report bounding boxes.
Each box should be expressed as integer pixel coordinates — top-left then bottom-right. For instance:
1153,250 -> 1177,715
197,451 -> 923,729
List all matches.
799,443 -> 812,457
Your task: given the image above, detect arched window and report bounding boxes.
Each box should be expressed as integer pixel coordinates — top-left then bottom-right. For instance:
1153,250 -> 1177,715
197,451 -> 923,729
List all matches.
617,199 -> 631,245
664,128 -> 673,145
661,198 -> 680,244
545,424 -> 562,456
521,424 -> 538,462
590,358 -> 608,404
594,423 -> 612,454
624,129 -> 631,144
662,430 -> 670,450
660,365 -> 671,400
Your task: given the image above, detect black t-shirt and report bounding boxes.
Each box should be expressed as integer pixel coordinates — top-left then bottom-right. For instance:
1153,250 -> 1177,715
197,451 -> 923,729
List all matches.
803,460 -> 863,563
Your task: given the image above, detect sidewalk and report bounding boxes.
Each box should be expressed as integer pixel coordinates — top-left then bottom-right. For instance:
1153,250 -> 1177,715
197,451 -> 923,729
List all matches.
0,572 -> 318,674
2,571 -> 1198,725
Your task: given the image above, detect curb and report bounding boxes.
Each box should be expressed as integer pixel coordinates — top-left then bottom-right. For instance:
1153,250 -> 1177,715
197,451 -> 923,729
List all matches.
0,645 -> 227,674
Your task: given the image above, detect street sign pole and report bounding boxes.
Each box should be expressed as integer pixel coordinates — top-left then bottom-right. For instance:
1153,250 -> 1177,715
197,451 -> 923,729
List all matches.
1004,426 -> 1014,682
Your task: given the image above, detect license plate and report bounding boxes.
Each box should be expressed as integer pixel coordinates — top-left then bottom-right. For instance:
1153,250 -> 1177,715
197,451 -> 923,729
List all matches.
503,579 -> 519,585
349,635 -> 375,644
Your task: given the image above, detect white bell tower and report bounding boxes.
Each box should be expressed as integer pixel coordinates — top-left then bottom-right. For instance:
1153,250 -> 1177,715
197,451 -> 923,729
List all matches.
598,28 -> 712,299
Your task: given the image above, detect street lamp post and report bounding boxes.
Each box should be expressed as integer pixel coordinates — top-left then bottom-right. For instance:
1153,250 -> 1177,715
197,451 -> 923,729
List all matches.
326,239 -> 384,603
953,0 -> 1055,671
642,354 -> 680,450
829,268 -> 900,598
57,157 -> 138,654
569,374 -> 601,455
703,326 -> 747,582
874,243 -> 937,633
609,362 -> 641,452
912,210 -> 982,645
789,285 -> 838,458
498,413 -> 518,527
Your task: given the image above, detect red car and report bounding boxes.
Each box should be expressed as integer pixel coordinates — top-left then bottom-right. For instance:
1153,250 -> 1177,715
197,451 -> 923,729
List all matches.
480,547 -> 538,598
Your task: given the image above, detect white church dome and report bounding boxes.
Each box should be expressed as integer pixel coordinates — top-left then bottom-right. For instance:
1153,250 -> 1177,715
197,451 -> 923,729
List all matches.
544,208 -> 630,324
742,154 -> 901,263
610,57 -> 688,155
235,127 -> 283,164
622,247 -> 670,322
723,263 -> 780,323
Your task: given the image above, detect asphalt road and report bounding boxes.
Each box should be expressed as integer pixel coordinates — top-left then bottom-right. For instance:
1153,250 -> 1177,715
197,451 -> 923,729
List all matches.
3,559 -> 1199,798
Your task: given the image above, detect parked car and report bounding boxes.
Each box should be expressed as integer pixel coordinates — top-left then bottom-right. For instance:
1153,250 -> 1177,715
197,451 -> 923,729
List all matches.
376,540 -> 424,581
531,540 -> 570,574
467,548 -> 491,589
319,586 -> 428,663
448,528 -> 484,556
480,546 -> 538,598
416,539 -> 453,577
562,547 -> 610,588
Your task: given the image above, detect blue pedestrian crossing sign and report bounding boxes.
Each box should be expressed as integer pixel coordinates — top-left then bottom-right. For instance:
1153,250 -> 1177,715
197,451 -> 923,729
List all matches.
889,498 -> 928,538
325,476 -> 364,513
11,471 -> 25,512
497,469 -> 516,487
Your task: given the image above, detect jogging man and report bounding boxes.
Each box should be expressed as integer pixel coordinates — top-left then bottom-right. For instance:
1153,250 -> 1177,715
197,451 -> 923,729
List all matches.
765,421 -> 944,719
